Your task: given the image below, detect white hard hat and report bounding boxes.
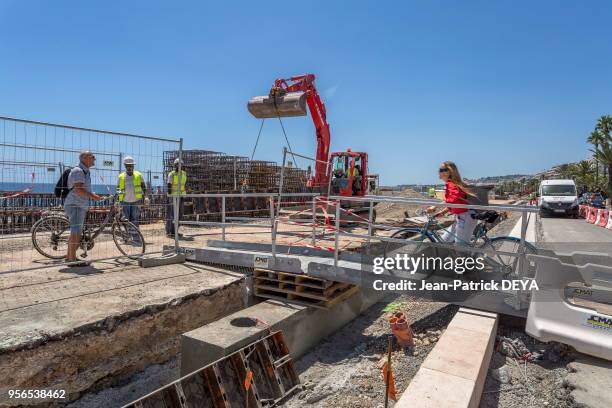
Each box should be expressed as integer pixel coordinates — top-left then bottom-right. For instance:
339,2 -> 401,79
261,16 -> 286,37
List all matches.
173,158 -> 183,165
123,156 -> 135,165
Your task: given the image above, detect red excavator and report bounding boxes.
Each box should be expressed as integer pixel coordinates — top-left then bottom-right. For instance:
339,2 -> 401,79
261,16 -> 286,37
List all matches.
247,74 -> 379,199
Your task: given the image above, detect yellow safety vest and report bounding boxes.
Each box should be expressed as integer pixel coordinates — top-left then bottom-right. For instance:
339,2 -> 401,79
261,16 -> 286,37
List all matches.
169,170 -> 187,196
118,171 -> 143,202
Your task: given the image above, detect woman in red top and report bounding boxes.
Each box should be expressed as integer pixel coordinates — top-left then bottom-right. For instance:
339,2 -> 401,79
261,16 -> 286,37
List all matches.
428,161 -> 478,246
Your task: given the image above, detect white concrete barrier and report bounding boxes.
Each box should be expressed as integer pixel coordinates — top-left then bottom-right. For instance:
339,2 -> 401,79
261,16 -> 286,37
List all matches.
508,213 -> 536,243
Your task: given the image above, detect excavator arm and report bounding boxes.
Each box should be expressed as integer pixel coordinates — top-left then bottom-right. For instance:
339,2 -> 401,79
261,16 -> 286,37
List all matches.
248,74 -> 331,188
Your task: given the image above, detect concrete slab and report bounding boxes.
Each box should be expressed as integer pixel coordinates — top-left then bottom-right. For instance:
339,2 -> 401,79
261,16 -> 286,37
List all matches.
395,307 -> 498,408
0,260 -> 245,406
422,326 -> 493,382
395,367 -> 474,408
139,252 -> 185,267
565,355 -> 612,408
445,308 -> 498,335
180,288 -> 384,376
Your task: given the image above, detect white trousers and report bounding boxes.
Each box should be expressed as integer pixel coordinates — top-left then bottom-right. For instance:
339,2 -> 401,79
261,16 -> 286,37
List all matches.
440,210 -> 478,245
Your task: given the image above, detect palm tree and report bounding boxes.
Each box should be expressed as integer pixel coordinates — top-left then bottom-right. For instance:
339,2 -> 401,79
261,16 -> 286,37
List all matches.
571,160 -> 594,193
596,115 -> 612,180
592,142 -> 612,196
596,115 -> 612,137
587,130 -> 606,184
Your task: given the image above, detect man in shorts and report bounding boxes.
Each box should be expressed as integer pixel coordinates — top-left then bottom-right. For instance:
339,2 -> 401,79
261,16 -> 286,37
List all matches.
64,151 -> 101,265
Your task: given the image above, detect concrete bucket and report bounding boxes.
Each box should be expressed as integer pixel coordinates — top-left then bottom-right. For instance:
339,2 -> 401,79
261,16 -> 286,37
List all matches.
247,91 -> 307,118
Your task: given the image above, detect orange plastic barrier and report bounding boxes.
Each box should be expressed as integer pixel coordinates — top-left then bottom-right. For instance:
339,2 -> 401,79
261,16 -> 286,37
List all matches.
599,209 -> 609,227
586,207 -> 597,224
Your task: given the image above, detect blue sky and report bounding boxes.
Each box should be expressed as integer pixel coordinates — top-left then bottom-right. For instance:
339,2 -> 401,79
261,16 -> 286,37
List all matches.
1,1 -> 611,185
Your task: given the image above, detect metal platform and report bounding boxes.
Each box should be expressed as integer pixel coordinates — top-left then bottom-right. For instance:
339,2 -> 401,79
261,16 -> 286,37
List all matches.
171,241 -> 531,318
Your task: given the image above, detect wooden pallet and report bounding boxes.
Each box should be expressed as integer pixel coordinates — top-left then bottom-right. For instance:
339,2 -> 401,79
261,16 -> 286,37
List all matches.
253,269 -> 358,309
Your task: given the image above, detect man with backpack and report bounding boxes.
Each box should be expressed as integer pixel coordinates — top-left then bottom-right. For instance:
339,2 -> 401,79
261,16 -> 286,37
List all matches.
62,151 -> 102,265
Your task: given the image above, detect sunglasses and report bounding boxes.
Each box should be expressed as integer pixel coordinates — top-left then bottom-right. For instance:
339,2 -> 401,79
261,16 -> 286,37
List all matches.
439,168 -> 449,173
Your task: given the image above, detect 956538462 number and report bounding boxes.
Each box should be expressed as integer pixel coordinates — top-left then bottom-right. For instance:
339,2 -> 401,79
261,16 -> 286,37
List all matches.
8,389 -> 66,399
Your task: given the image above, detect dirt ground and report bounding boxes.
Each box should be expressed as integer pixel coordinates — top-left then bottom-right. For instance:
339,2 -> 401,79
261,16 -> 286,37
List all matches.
375,188 -> 429,224
480,318 -> 577,408
282,296 -> 455,408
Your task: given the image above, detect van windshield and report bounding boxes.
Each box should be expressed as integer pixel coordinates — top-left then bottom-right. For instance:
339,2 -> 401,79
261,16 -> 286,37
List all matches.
542,185 -> 576,196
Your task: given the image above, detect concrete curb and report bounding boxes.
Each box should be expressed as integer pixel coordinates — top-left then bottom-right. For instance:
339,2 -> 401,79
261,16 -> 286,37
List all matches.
395,308 -> 498,408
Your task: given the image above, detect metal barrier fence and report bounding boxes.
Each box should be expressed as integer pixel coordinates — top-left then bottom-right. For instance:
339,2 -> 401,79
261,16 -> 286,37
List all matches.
0,115 -> 181,273
0,117 -> 540,282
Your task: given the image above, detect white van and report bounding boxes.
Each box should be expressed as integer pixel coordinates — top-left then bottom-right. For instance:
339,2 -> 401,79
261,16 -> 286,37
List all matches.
538,179 -> 578,217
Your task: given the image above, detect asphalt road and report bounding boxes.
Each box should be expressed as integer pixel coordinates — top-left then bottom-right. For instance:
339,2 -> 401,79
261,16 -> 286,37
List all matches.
538,214 -> 612,255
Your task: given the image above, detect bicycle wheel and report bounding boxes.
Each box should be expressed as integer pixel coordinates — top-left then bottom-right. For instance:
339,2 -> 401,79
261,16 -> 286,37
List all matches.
383,227 -> 436,258
112,220 -> 145,259
481,236 -> 537,277
31,215 -> 71,259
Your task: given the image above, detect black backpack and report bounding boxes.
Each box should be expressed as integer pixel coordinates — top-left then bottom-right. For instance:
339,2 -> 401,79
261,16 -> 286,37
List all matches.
55,167 -> 73,198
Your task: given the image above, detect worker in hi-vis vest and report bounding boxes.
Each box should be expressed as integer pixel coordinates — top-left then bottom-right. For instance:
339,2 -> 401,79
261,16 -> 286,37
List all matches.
166,158 -> 187,238
117,156 -> 148,227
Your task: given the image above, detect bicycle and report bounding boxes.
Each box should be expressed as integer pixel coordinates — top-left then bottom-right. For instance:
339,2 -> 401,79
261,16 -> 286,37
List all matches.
31,195 -> 146,260
383,210 -> 537,277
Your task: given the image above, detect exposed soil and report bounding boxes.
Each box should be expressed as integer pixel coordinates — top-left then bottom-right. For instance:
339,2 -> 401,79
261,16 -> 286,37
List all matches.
375,189 -> 428,223
66,357 -> 180,408
281,296 -> 456,408
480,318 -> 577,408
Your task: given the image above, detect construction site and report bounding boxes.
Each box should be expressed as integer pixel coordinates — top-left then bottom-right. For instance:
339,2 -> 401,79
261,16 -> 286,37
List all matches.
0,68 -> 611,408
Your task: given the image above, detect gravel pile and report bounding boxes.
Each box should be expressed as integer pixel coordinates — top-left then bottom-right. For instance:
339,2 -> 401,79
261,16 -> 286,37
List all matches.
281,296 -> 456,408
376,189 -> 428,222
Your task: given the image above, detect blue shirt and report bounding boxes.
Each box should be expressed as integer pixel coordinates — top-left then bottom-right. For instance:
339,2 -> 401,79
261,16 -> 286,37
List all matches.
64,163 -> 91,209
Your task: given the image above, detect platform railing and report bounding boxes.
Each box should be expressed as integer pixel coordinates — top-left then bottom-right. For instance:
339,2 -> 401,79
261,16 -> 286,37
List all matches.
327,195 -> 539,267
176,192 -> 320,242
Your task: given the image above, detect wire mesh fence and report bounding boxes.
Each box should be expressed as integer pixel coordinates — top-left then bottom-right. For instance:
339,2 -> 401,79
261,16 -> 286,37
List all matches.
0,116 -> 181,272
162,149 -> 310,223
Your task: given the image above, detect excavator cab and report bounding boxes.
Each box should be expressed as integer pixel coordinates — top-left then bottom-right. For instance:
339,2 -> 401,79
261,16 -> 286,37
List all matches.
330,149 -> 368,197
